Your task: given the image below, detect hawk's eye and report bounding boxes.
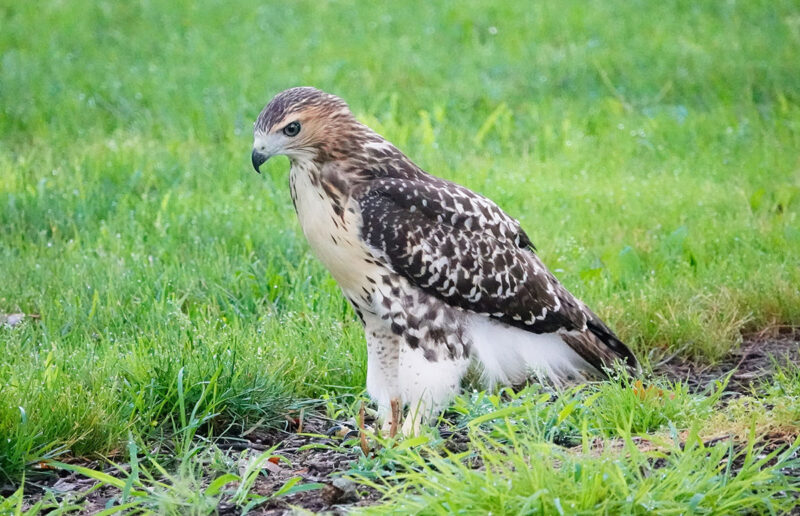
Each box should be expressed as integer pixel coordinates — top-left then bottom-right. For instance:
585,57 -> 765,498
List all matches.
283,121 -> 301,137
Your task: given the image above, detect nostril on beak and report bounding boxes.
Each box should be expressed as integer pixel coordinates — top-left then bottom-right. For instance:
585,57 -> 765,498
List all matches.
251,149 -> 268,173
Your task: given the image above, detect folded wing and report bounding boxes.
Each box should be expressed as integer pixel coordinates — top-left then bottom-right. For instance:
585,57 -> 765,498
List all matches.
357,176 -> 638,374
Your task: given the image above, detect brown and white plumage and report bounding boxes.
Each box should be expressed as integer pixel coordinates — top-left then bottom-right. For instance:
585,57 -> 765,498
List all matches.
251,87 -> 638,433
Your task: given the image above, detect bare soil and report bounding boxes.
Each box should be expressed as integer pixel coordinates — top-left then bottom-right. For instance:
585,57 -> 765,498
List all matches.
655,330 -> 800,397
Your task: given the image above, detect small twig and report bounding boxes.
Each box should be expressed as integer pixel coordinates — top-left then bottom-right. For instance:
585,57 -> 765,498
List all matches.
728,342 -> 759,375
241,417 -> 266,437
218,441 -> 269,452
296,408 -> 304,434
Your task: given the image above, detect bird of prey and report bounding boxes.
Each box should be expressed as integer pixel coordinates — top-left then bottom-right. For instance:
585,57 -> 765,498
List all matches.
251,87 -> 638,434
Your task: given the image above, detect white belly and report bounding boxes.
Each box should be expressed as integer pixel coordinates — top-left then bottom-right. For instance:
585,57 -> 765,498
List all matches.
290,164 -> 383,292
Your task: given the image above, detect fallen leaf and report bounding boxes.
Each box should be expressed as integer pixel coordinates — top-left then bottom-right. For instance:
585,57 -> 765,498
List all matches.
632,380 -> 675,403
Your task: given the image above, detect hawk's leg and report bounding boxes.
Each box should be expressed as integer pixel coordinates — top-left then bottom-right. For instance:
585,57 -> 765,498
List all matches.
364,326 -> 401,432
389,398 -> 400,437
363,292 -> 470,436
397,343 -> 469,436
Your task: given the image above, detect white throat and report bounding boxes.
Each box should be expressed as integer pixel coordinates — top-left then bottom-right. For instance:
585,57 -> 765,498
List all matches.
288,162 -> 381,293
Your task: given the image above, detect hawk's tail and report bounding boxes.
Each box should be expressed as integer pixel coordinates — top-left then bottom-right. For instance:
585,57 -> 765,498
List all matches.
560,319 -> 640,378
586,319 -> 640,376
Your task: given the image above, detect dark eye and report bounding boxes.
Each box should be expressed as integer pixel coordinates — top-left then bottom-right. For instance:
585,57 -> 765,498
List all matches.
283,121 -> 301,137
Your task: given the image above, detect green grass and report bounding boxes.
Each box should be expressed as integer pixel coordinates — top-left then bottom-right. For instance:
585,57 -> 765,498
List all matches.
1,0 -> 800,511
362,414 -> 799,514
353,376 -> 800,514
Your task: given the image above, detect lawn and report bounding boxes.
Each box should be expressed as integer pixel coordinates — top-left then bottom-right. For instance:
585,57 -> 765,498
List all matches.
1,0 -> 800,513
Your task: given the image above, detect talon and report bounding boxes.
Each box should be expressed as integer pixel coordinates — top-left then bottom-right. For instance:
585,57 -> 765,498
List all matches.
326,423 -> 360,440
326,424 -> 353,438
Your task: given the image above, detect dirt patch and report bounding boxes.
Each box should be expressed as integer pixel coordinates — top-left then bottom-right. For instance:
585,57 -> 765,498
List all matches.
16,413 -> 381,515
656,331 -> 800,398
215,413 -> 383,515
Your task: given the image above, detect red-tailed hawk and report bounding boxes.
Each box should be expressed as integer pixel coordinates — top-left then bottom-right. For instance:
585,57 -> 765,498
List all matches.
252,87 -> 638,434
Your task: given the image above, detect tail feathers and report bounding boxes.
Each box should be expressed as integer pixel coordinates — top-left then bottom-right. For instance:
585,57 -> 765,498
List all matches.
562,319 -> 640,378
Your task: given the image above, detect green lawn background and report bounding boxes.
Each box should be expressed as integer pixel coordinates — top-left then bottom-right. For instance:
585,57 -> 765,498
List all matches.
1,0 -> 799,483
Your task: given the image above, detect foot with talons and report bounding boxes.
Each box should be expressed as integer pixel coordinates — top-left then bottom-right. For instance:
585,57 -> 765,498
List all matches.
358,397 -> 431,454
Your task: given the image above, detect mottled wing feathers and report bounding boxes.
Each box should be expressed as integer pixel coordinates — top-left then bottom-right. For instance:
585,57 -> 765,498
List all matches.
358,176 -> 637,373
358,177 -> 581,333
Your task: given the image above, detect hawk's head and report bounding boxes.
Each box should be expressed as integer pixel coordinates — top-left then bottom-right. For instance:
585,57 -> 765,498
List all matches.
251,87 -> 356,172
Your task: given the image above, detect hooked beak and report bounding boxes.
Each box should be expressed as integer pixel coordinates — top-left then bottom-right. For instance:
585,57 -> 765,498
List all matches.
251,149 -> 270,174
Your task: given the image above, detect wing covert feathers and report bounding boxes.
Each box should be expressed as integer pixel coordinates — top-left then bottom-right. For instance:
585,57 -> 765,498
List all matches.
358,176 -> 638,374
